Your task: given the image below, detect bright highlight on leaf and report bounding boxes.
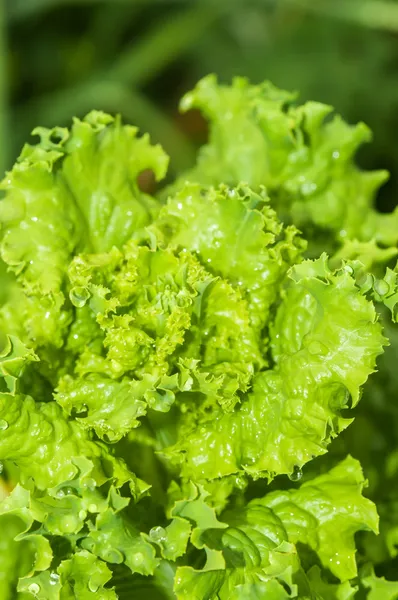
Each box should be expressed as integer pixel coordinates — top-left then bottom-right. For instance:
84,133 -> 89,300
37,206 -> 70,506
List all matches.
0,76 -> 397,599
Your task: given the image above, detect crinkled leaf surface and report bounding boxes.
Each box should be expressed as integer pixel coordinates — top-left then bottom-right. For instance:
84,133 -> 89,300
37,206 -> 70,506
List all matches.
172,457 -> 375,599
166,256 -> 385,480
0,85 -> 396,598
176,74 -> 398,249
0,111 -> 168,350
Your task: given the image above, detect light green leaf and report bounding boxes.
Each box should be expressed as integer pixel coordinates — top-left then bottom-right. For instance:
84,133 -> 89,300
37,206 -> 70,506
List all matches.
167,257 -> 385,480
0,513 -> 34,600
55,375 -> 147,442
306,566 -> 357,599
154,183 -> 304,330
361,564 -> 398,599
176,74 -> 396,249
82,509 -> 158,576
60,111 -> 168,252
0,391 -> 111,489
172,458 -> 377,599
260,456 -> 378,580
0,334 -> 38,394
148,519 -> 191,562
58,550 -> 117,599
0,111 -> 168,350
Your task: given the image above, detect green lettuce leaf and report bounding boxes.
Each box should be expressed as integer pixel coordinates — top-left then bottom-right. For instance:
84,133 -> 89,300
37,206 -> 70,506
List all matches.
360,564 -> 398,599
55,196 -> 297,443
16,549 -> 118,599
306,566 -> 357,600
0,458 -> 157,596
153,183 -> 305,330
0,80 -> 396,599
172,457 -> 375,599
176,74 -> 398,250
0,512 -> 33,600
166,255 -> 386,480
0,111 -> 168,350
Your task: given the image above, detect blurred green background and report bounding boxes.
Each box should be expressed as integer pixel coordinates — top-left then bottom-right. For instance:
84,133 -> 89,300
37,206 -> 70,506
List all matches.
2,0 -> 398,211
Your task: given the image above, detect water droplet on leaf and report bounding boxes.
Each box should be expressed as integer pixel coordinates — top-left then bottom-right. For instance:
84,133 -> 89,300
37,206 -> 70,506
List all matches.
374,279 -> 390,297
61,515 -> 78,533
56,486 -> 74,498
105,549 -> 124,563
289,465 -> 303,482
69,286 -> 90,308
49,572 -> 60,586
149,526 -> 166,542
235,475 -> 246,490
28,583 -> 41,595
0,419 -> 9,431
132,552 -> 144,566
88,578 -> 99,593
82,477 -> 96,490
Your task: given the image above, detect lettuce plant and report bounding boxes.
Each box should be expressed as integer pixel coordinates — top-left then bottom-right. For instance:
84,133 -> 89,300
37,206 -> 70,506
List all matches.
1,76 -> 398,599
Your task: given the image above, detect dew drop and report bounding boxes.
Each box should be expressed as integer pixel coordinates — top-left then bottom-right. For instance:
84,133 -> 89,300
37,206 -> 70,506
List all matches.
88,578 -> 99,593
105,549 -> 124,563
28,582 -> 41,595
82,478 -> 96,490
132,552 -> 144,566
61,515 -> 78,533
56,486 -> 74,498
288,465 -> 303,482
49,572 -> 60,586
69,286 -> 90,308
78,509 -> 87,520
234,475 -> 246,490
374,279 -> 390,297
149,526 -> 166,542
0,419 -> 9,431
88,503 -> 97,513
0,462 -> 3,475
